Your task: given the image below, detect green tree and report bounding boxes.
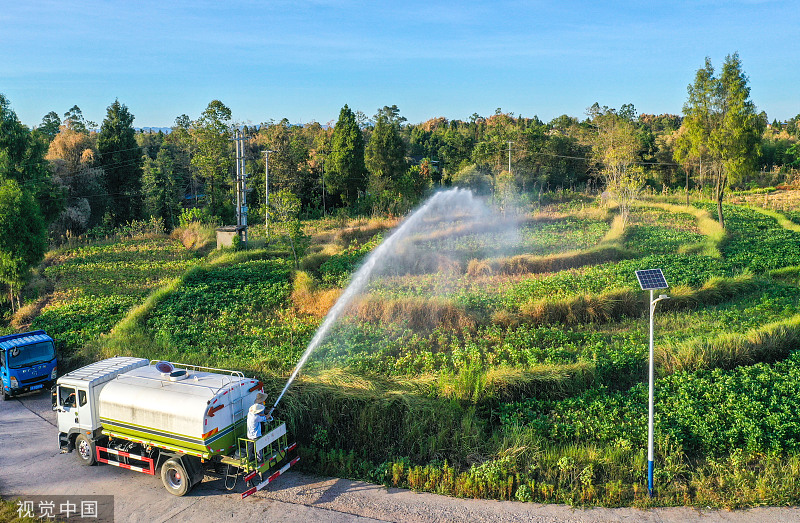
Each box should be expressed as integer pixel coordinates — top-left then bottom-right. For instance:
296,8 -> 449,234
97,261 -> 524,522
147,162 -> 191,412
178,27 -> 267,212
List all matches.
451,164 -> 492,194
39,111 -> 61,141
191,100 -> 233,219
97,99 -> 143,225
270,189 -> 308,267
255,119 -> 314,204
142,145 -> 182,230
327,104 -> 366,206
787,114 -> 800,137
681,53 -> 762,228
62,105 -> 95,134
0,177 -> 47,311
1,94 -> 63,225
167,114 -> 195,206
365,110 -> 407,188
589,106 -> 642,225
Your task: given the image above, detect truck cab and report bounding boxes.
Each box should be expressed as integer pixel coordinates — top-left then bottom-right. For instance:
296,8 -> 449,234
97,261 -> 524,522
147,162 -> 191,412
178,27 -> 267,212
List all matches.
54,357 -> 149,456
0,330 -> 58,401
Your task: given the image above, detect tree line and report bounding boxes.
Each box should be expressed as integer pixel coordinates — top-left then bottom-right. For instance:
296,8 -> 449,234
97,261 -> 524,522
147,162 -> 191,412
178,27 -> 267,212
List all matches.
1,52 -> 799,310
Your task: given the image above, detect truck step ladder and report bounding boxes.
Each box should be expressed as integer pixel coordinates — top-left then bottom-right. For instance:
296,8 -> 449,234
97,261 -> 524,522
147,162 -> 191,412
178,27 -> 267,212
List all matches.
224,463 -> 239,491
241,455 -> 300,499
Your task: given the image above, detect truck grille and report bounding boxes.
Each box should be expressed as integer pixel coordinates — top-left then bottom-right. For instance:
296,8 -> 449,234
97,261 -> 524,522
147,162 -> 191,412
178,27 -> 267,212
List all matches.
21,376 -> 46,385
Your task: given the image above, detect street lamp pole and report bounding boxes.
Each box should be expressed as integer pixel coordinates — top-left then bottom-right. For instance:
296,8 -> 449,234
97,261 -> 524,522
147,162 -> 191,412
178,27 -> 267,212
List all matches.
635,268 -> 669,499
648,290 -> 669,497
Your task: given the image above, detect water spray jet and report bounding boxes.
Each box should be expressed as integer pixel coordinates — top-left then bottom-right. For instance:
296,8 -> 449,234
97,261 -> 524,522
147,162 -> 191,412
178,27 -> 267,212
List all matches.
267,188 -> 484,417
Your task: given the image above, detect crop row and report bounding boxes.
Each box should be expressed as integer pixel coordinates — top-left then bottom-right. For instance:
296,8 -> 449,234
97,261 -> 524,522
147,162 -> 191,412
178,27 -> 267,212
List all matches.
32,237 -> 201,353
500,350 -> 800,457
699,203 -> 800,272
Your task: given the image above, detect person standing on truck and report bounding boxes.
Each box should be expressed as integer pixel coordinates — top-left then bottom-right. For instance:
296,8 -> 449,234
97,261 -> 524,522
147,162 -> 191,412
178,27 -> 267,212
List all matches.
254,391 -> 268,407
246,403 -> 271,463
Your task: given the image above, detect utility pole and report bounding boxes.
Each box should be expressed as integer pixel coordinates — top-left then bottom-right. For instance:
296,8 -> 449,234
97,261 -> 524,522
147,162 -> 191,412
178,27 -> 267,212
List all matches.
233,130 -> 249,246
321,150 -> 326,217
264,149 -> 275,240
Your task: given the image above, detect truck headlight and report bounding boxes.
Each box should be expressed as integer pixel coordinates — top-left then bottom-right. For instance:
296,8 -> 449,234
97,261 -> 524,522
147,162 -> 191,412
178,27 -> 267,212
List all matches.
10,377 -> 18,389
51,367 -> 58,380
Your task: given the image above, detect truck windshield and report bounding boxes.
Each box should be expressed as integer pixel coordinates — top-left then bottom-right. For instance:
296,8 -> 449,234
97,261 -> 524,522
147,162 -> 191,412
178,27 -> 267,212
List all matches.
7,341 -> 56,369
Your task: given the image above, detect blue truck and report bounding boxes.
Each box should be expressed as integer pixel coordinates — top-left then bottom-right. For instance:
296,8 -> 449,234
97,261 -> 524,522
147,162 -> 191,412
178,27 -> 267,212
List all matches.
0,330 -> 57,401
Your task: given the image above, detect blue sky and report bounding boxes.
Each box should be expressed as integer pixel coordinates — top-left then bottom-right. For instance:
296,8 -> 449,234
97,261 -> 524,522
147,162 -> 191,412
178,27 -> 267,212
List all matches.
2,0 -> 798,128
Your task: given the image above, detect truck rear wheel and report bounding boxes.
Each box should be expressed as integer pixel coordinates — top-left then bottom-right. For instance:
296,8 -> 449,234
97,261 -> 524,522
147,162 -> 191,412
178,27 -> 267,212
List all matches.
75,434 -> 96,466
161,458 -> 191,496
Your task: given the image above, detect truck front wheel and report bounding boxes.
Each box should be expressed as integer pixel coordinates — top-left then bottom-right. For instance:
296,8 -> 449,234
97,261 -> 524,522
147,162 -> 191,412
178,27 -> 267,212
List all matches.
161,458 -> 191,496
75,434 -> 96,466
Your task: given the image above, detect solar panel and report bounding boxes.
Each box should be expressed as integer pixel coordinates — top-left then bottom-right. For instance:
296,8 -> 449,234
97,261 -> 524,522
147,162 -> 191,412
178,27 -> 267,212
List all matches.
635,269 -> 669,290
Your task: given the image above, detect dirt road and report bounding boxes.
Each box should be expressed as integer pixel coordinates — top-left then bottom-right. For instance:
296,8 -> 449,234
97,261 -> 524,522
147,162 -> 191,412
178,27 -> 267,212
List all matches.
1,392 -> 797,522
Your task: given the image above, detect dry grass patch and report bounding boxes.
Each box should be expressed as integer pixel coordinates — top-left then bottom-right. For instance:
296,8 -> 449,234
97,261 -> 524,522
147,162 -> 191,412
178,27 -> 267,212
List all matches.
171,222 -> 216,251
312,216 -> 398,247
494,274 -> 764,329
661,274 -> 760,312
492,245 -> 633,276
291,270 -> 341,317
349,296 -> 479,332
517,289 -> 640,326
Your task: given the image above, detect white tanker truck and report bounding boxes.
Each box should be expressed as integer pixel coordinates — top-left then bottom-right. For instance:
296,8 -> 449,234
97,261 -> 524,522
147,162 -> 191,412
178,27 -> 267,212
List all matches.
53,357 -> 298,498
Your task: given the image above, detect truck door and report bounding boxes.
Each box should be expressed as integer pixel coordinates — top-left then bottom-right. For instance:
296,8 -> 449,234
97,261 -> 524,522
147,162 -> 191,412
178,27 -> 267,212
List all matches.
76,388 -> 92,430
56,385 -> 78,434
0,350 -> 7,389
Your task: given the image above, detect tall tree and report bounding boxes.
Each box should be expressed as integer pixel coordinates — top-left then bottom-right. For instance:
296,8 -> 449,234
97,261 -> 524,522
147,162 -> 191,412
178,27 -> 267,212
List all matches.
328,104 -> 366,206
0,178 -> 47,311
589,105 -> 642,225
0,94 -> 63,224
167,114 -> 195,207
365,110 -> 407,186
191,100 -> 233,219
97,99 -> 143,225
142,145 -> 182,230
0,95 -> 49,305
39,111 -> 62,141
46,127 -> 107,233
62,105 -> 95,134
680,58 -> 718,204
681,53 -> 762,228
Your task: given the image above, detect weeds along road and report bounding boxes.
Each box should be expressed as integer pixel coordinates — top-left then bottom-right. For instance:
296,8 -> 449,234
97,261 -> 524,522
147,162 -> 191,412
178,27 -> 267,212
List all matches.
1,392 -> 798,523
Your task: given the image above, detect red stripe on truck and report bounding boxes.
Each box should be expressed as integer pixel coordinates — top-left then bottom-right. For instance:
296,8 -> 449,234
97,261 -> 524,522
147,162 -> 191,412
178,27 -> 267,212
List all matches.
96,446 -> 155,475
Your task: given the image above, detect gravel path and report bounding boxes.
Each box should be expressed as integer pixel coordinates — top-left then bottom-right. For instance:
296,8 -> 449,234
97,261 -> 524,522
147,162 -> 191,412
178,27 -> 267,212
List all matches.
1,392 -> 797,522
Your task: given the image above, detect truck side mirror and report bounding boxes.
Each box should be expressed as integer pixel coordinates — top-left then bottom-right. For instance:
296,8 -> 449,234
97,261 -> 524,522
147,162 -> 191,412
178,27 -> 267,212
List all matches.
51,386 -> 58,410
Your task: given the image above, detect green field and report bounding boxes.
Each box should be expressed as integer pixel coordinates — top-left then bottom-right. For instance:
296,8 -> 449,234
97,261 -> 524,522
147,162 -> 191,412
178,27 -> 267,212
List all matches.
23,194 -> 800,508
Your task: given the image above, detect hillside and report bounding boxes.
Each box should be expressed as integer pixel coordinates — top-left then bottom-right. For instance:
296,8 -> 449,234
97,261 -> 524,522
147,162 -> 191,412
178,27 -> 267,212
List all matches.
16,190 -> 800,508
